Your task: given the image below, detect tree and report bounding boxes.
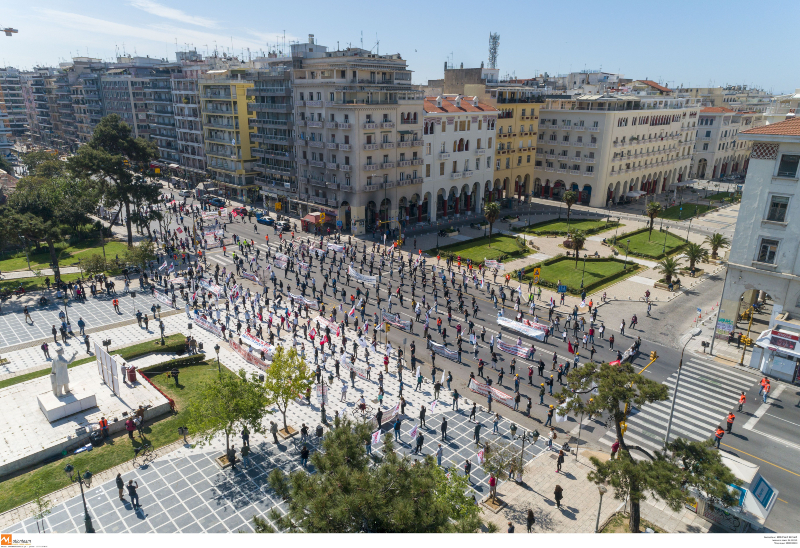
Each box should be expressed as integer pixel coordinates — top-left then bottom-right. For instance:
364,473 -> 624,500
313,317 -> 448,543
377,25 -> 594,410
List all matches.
558,362 -> 739,532
263,346 -> 315,432
646,201 -> 662,239
481,439 -> 522,503
568,229 -> 587,266
20,150 -> 58,175
562,190 -> 578,226
483,201 -> 501,249
655,256 -> 681,284
124,240 -> 157,272
3,175 -> 99,283
31,478 -> 53,533
68,115 -> 159,246
185,368 -> 271,458
683,243 -> 708,271
0,154 -> 13,174
82,254 -> 107,277
264,419 -> 482,533
704,232 -> 730,260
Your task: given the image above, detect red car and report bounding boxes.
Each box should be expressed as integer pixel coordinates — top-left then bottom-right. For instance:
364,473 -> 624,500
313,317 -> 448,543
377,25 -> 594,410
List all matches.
232,207 -> 248,216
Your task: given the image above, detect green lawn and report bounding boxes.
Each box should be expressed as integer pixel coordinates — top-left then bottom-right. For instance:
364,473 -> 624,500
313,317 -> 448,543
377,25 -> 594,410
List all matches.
0,334 -> 186,390
516,218 -> 621,235
659,203 -> 716,221
704,192 -> 733,202
614,230 -> 686,258
528,258 -> 629,291
0,273 -> 85,293
429,234 -> 530,263
0,240 -> 130,273
0,356 -> 214,514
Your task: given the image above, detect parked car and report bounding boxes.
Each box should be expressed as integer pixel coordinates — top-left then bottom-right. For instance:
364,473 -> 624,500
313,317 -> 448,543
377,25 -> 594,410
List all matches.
276,221 -> 291,231
256,213 -> 275,226
208,197 -> 226,207
178,189 -> 193,197
232,207 -> 248,216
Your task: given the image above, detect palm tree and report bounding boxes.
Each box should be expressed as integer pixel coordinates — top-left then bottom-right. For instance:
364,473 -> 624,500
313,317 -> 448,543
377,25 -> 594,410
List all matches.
484,201 -> 501,248
684,243 -> 708,271
569,229 -> 587,267
704,232 -> 730,260
646,201 -> 662,239
656,256 -> 682,284
562,190 -> 578,227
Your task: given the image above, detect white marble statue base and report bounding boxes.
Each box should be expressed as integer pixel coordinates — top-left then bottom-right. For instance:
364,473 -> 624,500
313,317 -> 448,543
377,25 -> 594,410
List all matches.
37,387 -> 98,423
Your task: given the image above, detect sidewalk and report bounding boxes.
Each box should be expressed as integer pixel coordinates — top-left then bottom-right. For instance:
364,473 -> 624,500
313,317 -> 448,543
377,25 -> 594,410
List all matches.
1,267 -> 82,280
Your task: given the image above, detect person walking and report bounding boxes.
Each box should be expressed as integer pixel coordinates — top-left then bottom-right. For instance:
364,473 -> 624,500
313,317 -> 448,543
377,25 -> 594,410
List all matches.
473,421 -> 482,446
526,509 -> 535,533
556,449 -> 565,473
413,431 -> 424,455
610,438 -> 620,460
419,405 -> 427,428
487,392 -> 493,412
469,402 -> 477,422
726,412 -> 735,433
116,473 -> 126,502
300,444 -> 310,467
127,480 -> 140,509
554,485 -> 563,509
714,425 -> 724,449
436,443 -> 443,466
394,418 -> 402,441
441,417 -> 448,441
270,421 -> 279,444
544,405 -> 554,427
762,380 -> 771,403
608,334 -> 615,350
738,391 -> 746,412
41,342 -> 50,359
464,458 -> 473,483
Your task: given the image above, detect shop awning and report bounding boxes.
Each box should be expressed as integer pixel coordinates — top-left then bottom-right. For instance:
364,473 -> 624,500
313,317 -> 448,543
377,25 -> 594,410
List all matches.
301,214 -> 317,223
754,328 -> 800,359
625,191 -> 646,198
669,180 -> 695,188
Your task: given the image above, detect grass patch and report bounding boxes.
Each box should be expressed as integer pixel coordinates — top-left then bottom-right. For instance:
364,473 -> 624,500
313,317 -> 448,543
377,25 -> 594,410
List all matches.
523,257 -> 640,295
428,234 -> 531,263
515,218 -> 622,236
704,191 -> 733,202
0,273 -> 85,293
601,512 -> 665,533
0,334 -> 187,391
0,240 -> 130,273
0,359 -> 221,514
660,203 -> 716,221
611,228 -> 687,259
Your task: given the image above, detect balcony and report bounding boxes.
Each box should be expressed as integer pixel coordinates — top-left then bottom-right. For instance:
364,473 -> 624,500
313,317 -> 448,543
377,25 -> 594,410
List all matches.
570,169 -> 581,175
397,141 -> 412,148
535,153 -> 546,159
296,139 -> 306,146
309,141 -> 324,148
340,164 -> 352,172
381,162 -> 395,169
338,122 -> 352,129
411,140 -> 424,147
381,122 -> 395,128
411,177 -> 424,185
588,127 -> 600,132
381,142 -> 394,149
584,157 -> 596,163
307,121 -> 323,128
545,154 -> 555,159
325,122 -> 337,129
310,196 -> 326,204
326,162 -> 338,170
364,184 -> 379,192
438,152 -> 450,160
363,122 -> 377,129
575,126 -> 586,131
326,142 -> 338,149
544,167 -> 555,172
296,120 -> 306,126
449,172 -> 463,179
298,158 -> 308,165
339,143 -> 351,151
363,164 -> 379,171
557,169 -> 567,174
583,170 -> 594,176
306,100 -> 322,108
298,177 -> 308,184
310,160 -> 325,168
364,143 -> 379,150
475,148 -> 486,155
587,143 -> 598,148
411,158 -> 424,166
398,160 -> 412,167
250,103 -> 291,113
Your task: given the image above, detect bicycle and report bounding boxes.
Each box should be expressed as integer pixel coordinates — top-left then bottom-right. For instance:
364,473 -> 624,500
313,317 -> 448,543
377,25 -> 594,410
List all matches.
352,404 -> 374,421
133,441 -> 156,468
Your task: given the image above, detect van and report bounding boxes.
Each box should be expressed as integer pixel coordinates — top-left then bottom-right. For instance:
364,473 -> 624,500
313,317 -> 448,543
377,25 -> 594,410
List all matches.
178,190 -> 193,198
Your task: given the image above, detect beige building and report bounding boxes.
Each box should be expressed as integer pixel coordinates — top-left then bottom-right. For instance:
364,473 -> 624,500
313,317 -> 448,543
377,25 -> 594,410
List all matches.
291,37 -> 423,235
533,92 -> 698,207
690,107 -> 763,179
678,85 -> 772,113
421,95 -> 498,223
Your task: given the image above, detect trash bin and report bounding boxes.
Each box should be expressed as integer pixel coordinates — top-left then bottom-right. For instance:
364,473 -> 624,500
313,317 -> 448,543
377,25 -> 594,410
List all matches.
127,366 -> 137,383
90,430 -> 104,447
198,342 -> 204,351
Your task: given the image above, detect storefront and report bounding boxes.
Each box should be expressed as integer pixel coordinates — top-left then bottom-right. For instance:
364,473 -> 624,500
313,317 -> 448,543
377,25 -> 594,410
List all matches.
752,327 -> 800,384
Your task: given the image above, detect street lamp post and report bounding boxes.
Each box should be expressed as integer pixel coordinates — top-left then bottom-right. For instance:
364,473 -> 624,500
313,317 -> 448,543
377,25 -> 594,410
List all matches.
686,217 -> 693,242
64,463 -> 94,533
624,239 -> 630,268
580,254 -> 587,289
612,217 -> 621,244
594,485 -> 608,533
156,304 -> 161,320
214,343 -> 221,373
664,328 -> 701,448
663,225 -> 669,255
738,305 -> 755,367
130,290 -> 136,316
62,296 -> 70,326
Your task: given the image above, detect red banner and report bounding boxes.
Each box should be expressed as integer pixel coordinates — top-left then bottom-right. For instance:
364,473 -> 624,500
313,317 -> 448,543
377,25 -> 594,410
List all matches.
229,339 -> 270,371
467,379 -> 515,409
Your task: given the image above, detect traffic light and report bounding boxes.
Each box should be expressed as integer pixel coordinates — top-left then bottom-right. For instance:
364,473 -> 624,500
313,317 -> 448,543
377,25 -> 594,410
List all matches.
649,350 -> 658,361
620,421 -> 628,435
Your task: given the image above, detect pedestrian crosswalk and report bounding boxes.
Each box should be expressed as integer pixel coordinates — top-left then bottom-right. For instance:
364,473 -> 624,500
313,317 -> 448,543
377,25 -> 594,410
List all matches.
598,357 -> 757,456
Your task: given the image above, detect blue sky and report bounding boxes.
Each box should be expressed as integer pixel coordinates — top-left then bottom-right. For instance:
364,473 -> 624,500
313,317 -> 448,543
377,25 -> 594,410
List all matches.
1,0 -> 795,93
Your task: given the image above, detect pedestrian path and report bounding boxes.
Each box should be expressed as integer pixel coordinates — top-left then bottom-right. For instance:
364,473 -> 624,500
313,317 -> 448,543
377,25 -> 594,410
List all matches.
597,357 -> 757,456
1,267 -> 82,280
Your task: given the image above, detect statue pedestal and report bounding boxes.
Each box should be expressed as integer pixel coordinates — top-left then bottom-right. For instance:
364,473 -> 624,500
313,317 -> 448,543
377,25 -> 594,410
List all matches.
37,387 -> 98,423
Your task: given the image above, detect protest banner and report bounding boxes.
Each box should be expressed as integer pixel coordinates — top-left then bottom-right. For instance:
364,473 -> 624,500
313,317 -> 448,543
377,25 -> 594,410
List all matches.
348,265 -> 377,287
381,310 -> 412,331
315,383 -> 328,404
274,253 -> 289,269
192,312 -> 223,338
298,261 -> 310,274
496,339 -> 531,359
198,278 -> 222,297
467,378 -> 515,409
288,292 -> 319,310
314,315 -> 341,336
241,332 -> 276,359
428,340 -> 459,361
241,271 -> 259,284
484,259 -> 505,270
340,358 -> 368,380
371,402 -> 400,429
497,316 -> 545,341
154,290 -> 178,309
327,243 -> 345,253
229,339 -> 271,371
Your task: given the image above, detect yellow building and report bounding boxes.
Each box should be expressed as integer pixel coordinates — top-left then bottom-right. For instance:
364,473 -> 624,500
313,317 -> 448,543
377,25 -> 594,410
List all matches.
482,86 -> 542,202
199,69 -> 258,202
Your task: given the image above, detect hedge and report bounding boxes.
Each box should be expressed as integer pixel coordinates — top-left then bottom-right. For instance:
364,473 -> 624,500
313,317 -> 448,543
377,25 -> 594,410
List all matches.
521,256 -> 640,296
608,227 -> 688,260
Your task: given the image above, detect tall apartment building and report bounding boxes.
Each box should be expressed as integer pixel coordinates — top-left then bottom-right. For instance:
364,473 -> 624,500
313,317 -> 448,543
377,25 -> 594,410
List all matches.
247,62 -> 295,211
145,64 -> 179,167
763,90 -> 800,126
713,118 -> 800,382
0,68 -> 28,139
291,36 -> 424,234
678,85 -> 772,113
532,92 -> 697,207
422,95 -> 497,223
64,58 -> 108,146
0,109 -> 13,157
689,107 -> 764,179
171,50 -> 214,186
20,68 -> 56,148
199,69 -> 257,201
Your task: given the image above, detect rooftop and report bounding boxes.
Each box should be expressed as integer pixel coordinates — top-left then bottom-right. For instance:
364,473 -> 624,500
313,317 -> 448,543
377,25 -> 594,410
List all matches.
636,79 -> 672,93
741,117 -> 800,136
701,107 -> 736,114
423,95 -> 497,114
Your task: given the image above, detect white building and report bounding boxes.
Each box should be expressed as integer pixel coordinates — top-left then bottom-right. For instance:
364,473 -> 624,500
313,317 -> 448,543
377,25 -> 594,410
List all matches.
713,117 -> 800,383
763,89 -> 800,126
532,92 -> 697,207
690,107 -> 763,179
422,95 -> 497,222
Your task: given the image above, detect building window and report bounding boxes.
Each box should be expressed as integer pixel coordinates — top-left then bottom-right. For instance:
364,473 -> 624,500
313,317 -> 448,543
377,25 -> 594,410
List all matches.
767,195 -> 790,222
527,155 -> 531,163
426,164 -> 431,177
426,143 -> 431,155
777,154 -> 800,178
757,238 -> 779,264
440,163 -> 445,176
496,159 -> 501,170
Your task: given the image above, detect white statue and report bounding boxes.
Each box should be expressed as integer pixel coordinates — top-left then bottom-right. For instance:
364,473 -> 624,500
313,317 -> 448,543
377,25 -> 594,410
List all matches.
50,347 -> 74,397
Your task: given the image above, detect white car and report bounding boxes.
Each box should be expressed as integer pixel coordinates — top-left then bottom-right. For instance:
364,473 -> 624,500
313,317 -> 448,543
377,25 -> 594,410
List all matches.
178,190 -> 193,197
